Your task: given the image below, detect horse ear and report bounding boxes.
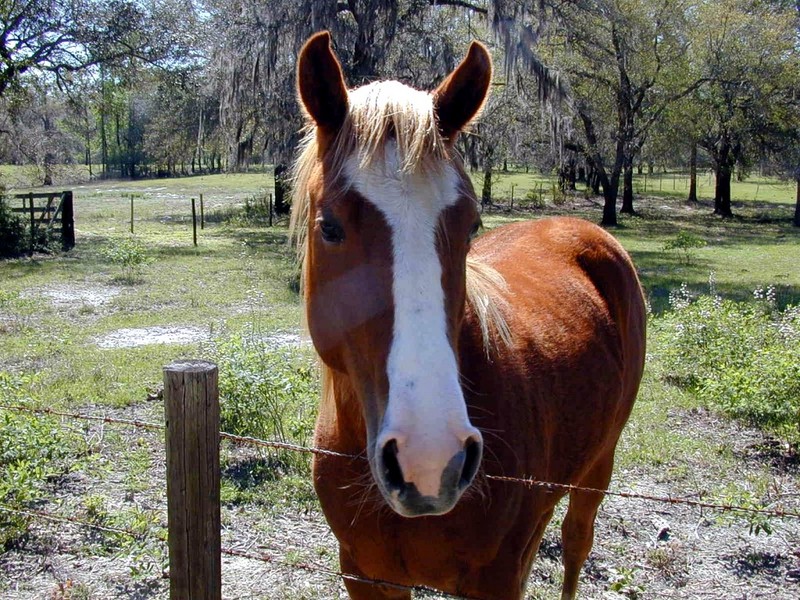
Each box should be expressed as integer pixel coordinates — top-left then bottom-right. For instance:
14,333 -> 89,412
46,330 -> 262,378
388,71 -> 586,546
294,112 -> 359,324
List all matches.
433,42 -> 492,141
297,31 -> 348,131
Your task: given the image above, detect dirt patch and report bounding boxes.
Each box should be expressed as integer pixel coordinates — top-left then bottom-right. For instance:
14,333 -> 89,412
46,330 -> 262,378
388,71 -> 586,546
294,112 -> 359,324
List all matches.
258,331 -> 309,348
1,403 -> 799,599
24,284 -> 123,310
94,326 -> 210,349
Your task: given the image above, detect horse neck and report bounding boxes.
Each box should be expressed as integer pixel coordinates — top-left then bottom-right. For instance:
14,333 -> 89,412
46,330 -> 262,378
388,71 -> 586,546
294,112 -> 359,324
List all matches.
316,365 -> 369,455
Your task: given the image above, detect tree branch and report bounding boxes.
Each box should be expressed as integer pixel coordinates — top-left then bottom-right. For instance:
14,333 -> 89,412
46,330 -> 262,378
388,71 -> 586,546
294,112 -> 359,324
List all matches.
429,0 -> 487,15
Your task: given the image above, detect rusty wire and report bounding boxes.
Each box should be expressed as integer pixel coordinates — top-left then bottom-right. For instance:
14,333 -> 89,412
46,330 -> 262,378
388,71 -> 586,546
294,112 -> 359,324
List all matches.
1,402 -> 799,521
220,546 -> 477,599
0,502 -> 166,541
0,501 -> 471,599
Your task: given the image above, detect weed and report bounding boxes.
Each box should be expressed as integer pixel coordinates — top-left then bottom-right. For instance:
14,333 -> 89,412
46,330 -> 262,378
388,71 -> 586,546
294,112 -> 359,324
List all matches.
213,333 -> 318,474
101,236 -> 152,283
607,566 -> 645,598
50,579 -> 92,600
525,188 -> 547,209
0,373 -> 86,549
550,182 -> 567,206
656,287 -> 800,445
663,231 -> 707,265
0,195 -> 25,257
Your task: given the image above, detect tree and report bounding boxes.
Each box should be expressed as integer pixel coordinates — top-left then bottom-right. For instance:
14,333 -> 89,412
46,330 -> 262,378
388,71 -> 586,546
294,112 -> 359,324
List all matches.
495,1 -> 704,225
692,0 -> 798,217
0,0 -> 187,97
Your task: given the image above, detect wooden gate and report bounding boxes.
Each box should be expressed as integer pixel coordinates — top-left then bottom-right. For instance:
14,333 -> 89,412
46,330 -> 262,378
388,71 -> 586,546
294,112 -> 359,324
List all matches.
10,191 -> 75,253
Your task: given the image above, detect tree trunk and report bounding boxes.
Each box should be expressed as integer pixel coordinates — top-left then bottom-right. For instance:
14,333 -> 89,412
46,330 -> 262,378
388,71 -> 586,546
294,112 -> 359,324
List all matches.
481,165 -> 492,207
714,163 -> 733,217
274,164 -> 290,215
794,178 -> 800,227
591,171 -> 601,195
601,178 -> 618,226
621,162 -> 635,214
688,143 -> 698,202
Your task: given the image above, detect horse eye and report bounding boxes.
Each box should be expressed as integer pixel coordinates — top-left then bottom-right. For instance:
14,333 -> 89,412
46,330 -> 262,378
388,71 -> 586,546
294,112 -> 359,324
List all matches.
319,219 -> 345,244
469,220 -> 482,240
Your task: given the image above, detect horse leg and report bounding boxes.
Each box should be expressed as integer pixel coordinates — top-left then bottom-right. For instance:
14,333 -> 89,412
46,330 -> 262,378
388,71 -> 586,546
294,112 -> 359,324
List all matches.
560,450 -> 615,600
339,550 -> 411,600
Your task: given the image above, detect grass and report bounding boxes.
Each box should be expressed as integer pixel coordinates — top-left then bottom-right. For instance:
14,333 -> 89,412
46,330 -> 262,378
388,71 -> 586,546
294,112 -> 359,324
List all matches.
0,169 -> 799,597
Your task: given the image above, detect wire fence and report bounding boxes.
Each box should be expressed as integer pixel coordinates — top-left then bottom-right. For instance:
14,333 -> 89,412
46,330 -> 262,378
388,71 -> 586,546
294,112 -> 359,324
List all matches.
3,402 -> 798,520
2,400 -> 799,599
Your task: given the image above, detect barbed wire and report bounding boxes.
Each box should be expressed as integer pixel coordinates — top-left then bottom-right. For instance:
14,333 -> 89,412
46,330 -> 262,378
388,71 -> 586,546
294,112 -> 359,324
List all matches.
0,501 -> 472,599
1,403 -> 798,520
484,475 -> 800,520
0,502 -> 165,541
220,546 -> 477,599
0,403 -> 163,432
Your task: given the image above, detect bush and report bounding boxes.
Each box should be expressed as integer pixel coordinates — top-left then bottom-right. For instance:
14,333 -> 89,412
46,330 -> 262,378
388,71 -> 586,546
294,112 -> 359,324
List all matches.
213,334 -> 318,474
0,373 -> 85,549
551,182 -> 568,206
524,188 -> 546,209
656,285 -> 800,445
101,236 -> 151,283
663,231 -> 707,264
0,196 -> 25,258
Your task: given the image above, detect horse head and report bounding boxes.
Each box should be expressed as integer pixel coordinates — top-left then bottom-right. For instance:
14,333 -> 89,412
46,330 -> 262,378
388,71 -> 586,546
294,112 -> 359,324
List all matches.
294,31 -> 492,517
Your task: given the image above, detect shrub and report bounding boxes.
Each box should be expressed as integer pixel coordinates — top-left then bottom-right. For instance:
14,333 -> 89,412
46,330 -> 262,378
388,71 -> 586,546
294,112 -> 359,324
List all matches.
551,182 -> 568,206
663,231 -> 707,264
212,334 -> 318,474
0,196 -> 25,258
101,236 -> 151,283
524,188 -> 546,209
656,285 -> 800,445
0,373 -> 85,549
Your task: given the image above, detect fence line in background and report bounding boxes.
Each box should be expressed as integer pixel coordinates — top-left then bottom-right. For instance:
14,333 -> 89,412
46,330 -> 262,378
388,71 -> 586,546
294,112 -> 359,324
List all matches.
1,402 -> 798,521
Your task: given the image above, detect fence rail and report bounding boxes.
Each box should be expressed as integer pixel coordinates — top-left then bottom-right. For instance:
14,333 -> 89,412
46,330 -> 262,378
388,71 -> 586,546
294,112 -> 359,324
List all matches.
2,402 -> 798,521
8,191 -> 75,252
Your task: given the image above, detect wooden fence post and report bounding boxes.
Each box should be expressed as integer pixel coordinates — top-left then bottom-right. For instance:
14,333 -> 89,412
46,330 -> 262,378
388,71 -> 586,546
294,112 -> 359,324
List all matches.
28,192 -> 35,255
200,193 -> 205,230
163,360 -> 221,600
268,193 -> 273,227
191,198 -> 198,246
61,191 -> 75,250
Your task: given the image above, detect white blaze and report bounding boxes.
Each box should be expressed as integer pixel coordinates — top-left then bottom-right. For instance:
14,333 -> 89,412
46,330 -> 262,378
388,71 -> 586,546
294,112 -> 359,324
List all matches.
344,141 -> 476,497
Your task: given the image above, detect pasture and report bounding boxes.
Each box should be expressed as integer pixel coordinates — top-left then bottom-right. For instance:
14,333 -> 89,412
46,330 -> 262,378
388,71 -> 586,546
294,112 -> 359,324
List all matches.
1,170 -> 799,599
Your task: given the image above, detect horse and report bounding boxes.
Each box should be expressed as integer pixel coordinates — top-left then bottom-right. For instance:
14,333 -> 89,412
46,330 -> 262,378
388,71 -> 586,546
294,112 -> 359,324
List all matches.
290,31 -> 646,600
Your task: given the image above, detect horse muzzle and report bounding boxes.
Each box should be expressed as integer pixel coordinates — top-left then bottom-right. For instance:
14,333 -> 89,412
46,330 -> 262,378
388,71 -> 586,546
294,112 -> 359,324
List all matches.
374,431 -> 483,517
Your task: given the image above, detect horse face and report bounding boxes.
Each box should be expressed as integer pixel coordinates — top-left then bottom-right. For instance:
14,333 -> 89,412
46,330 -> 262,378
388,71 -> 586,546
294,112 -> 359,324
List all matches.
297,32 -> 492,517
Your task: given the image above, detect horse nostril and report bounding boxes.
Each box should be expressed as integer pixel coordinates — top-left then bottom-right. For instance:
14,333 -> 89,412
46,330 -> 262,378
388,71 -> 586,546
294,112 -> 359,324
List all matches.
381,439 -> 405,490
460,437 -> 482,487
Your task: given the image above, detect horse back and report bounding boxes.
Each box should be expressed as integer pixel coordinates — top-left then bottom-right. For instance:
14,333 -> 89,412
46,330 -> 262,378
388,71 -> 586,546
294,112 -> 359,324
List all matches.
463,217 -> 646,484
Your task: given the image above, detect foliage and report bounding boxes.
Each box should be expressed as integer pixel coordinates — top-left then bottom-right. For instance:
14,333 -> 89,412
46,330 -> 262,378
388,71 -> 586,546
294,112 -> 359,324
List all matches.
662,231 -> 707,264
657,285 -> 800,445
101,236 -> 151,282
213,334 -> 318,474
0,196 -> 25,257
241,193 -> 272,224
550,182 -> 567,206
524,188 -> 546,209
0,373 -> 85,549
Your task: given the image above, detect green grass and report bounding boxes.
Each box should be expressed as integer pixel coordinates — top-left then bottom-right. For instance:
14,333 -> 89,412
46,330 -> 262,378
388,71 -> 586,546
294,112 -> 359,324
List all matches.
0,170 -> 799,595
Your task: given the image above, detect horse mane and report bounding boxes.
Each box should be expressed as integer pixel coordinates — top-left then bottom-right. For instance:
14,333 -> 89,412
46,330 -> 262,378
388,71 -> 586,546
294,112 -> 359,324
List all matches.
288,79 -> 511,374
